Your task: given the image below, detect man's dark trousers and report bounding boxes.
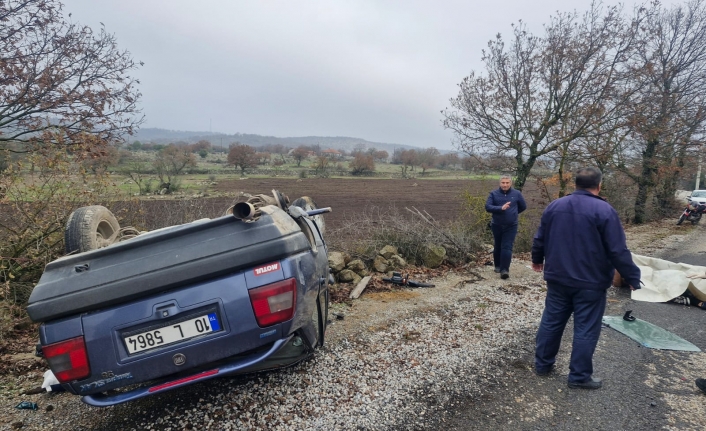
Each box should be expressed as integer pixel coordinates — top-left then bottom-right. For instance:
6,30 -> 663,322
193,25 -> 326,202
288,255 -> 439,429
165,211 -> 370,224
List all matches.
491,223 -> 518,272
535,283 -> 607,383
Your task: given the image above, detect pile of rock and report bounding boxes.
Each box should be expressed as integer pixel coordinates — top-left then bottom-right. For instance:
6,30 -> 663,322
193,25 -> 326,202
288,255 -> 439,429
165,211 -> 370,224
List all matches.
328,251 -> 369,285
420,244 -> 446,269
372,245 -> 407,273
328,245 -> 411,284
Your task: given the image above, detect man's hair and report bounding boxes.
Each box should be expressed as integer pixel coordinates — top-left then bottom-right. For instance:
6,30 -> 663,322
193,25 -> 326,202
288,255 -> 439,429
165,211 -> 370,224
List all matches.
500,175 -> 512,181
575,167 -> 602,189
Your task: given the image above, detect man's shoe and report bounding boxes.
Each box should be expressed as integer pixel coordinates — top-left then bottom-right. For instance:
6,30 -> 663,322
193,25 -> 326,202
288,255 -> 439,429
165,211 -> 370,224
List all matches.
567,377 -> 602,389
500,270 -> 509,279
696,378 -> 706,394
494,267 -> 501,273
535,365 -> 556,376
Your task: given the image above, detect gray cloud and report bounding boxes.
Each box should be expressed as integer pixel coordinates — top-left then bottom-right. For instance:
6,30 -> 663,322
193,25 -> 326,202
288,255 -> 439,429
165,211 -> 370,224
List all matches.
61,0 -> 682,149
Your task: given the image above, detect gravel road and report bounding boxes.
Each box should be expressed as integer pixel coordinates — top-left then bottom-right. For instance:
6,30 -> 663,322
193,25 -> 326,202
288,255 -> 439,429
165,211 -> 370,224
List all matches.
1,220 -> 699,430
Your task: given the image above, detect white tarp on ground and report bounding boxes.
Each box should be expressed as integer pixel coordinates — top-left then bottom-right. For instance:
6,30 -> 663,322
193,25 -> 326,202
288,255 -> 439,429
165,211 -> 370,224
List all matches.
630,254 -> 706,303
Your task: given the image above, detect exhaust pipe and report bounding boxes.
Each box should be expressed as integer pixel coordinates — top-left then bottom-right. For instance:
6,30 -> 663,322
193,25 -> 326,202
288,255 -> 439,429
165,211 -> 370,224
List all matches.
231,202 -> 257,221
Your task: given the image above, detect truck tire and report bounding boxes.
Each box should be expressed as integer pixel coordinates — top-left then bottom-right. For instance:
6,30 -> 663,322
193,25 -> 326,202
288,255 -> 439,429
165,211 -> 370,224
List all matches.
291,196 -> 325,235
65,206 -> 121,254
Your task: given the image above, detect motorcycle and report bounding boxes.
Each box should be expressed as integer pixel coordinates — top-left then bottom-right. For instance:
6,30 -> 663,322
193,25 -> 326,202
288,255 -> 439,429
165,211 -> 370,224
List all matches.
677,201 -> 706,225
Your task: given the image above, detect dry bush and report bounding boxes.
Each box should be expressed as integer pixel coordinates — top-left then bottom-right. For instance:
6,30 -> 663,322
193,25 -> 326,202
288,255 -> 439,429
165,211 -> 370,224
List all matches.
0,147 -> 130,282
327,205 -> 484,267
112,197 -> 234,231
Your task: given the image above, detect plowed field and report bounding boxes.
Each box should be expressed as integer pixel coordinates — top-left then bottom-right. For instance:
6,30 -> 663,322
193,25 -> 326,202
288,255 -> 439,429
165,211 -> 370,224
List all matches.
214,178 -> 545,231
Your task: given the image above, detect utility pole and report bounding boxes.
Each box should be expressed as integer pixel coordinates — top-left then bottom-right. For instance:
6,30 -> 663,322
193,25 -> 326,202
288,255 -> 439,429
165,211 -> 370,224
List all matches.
697,145 -> 703,190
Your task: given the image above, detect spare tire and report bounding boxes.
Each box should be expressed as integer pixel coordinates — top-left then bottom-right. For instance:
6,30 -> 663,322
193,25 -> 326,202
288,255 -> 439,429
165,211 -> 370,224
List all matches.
65,205 -> 121,254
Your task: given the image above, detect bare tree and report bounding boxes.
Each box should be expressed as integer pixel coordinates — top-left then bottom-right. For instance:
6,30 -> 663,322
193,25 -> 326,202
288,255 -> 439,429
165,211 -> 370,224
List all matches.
227,143 -> 257,175
291,146 -> 309,167
0,0 -> 142,155
312,154 -> 330,175
373,150 -> 389,163
443,3 -> 636,190
417,147 -> 440,174
121,156 -> 153,195
349,153 -> 375,175
618,0 -> 706,223
401,149 -> 418,173
154,144 -> 197,186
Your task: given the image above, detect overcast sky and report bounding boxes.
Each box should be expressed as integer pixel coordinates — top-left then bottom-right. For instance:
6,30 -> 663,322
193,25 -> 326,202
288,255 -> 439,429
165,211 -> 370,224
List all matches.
61,0 -> 683,150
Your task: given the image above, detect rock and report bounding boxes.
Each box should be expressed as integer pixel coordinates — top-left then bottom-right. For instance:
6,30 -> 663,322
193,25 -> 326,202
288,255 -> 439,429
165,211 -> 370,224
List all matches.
342,252 -> 352,265
346,259 -> 366,273
379,245 -> 398,260
338,269 -> 358,283
373,256 -> 389,273
421,244 -> 446,268
388,254 -> 407,269
328,252 -> 347,272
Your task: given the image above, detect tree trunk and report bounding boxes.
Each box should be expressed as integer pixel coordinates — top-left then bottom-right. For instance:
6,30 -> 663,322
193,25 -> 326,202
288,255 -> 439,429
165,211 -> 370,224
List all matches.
633,140 -> 658,224
557,151 -> 568,198
514,156 -> 537,192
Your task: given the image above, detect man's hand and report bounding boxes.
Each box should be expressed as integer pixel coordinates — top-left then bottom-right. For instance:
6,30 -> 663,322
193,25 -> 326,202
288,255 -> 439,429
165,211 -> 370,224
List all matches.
687,272 -> 706,279
532,263 -> 543,272
502,202 -> 511,211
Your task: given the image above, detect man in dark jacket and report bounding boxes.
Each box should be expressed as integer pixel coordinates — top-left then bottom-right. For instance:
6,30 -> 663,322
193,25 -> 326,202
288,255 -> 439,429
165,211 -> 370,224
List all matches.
531,167 -> 641,389
486,175 -> 527,279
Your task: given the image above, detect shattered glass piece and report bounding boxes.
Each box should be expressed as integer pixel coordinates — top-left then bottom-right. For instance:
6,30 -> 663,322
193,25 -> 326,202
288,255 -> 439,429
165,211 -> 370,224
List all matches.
602,315 -> 701,352
15,401 -> 38,410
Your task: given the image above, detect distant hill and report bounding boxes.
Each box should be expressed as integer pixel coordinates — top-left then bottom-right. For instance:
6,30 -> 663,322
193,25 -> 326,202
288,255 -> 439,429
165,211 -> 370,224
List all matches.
132,128 -> 423,153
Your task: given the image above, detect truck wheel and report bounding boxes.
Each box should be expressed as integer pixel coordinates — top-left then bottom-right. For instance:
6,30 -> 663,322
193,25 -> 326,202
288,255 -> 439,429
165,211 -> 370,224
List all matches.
291,196 -> 325,235
65,206 -> 121,254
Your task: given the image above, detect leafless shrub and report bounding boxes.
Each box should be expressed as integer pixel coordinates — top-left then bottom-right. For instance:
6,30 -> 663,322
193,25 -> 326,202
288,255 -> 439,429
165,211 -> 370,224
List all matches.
327,205 -> 484,267
113,198 -> 234,231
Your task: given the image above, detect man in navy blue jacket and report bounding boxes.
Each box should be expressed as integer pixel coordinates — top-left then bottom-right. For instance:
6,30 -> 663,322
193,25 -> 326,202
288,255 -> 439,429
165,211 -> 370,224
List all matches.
486,175 -> 527,279
531,167 -> 641,389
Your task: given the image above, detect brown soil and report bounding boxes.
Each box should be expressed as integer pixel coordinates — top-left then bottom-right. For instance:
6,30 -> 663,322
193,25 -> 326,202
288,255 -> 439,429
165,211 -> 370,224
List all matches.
213,177 -> 547,231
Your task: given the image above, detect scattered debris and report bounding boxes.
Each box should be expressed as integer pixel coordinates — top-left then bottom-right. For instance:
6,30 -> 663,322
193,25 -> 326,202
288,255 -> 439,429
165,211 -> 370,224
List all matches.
623,310 -> 636,321
382,272 -> 435,288
349,276 -> 372,299
15,401 -> 37,411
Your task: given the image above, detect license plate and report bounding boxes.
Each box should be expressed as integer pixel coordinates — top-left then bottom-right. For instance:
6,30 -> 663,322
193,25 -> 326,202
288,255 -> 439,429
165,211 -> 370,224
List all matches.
124,313 -> 221,354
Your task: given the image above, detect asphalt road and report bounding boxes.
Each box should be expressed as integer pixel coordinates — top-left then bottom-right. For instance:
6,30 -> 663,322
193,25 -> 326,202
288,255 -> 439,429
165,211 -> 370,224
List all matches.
437,231 -> 706,431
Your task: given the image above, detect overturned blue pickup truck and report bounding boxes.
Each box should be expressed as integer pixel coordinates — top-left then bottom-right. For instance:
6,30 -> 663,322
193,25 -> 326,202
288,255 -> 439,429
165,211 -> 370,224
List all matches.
26,191 -> 330,407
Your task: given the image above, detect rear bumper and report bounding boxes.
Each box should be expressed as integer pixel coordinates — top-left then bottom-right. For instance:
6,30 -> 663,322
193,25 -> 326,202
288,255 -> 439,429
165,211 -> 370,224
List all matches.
81,333 -> 304,407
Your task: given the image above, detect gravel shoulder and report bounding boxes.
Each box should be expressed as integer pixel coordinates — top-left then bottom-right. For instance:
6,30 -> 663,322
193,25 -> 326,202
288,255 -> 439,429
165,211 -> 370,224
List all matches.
0,220 -> 700,430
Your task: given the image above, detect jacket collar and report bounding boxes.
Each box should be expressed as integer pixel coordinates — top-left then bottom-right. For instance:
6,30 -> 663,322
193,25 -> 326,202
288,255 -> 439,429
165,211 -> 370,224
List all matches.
570,189 -> 606,201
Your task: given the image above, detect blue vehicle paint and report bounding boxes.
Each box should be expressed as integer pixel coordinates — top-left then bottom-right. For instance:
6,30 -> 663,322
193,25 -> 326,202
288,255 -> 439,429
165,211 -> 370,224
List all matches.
33,201 -> 330,406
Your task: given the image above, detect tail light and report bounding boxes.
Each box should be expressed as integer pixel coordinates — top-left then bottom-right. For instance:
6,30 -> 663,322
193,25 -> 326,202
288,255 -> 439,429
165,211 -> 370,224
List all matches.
248,278 -> 297,327
42,336 -> 91,383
